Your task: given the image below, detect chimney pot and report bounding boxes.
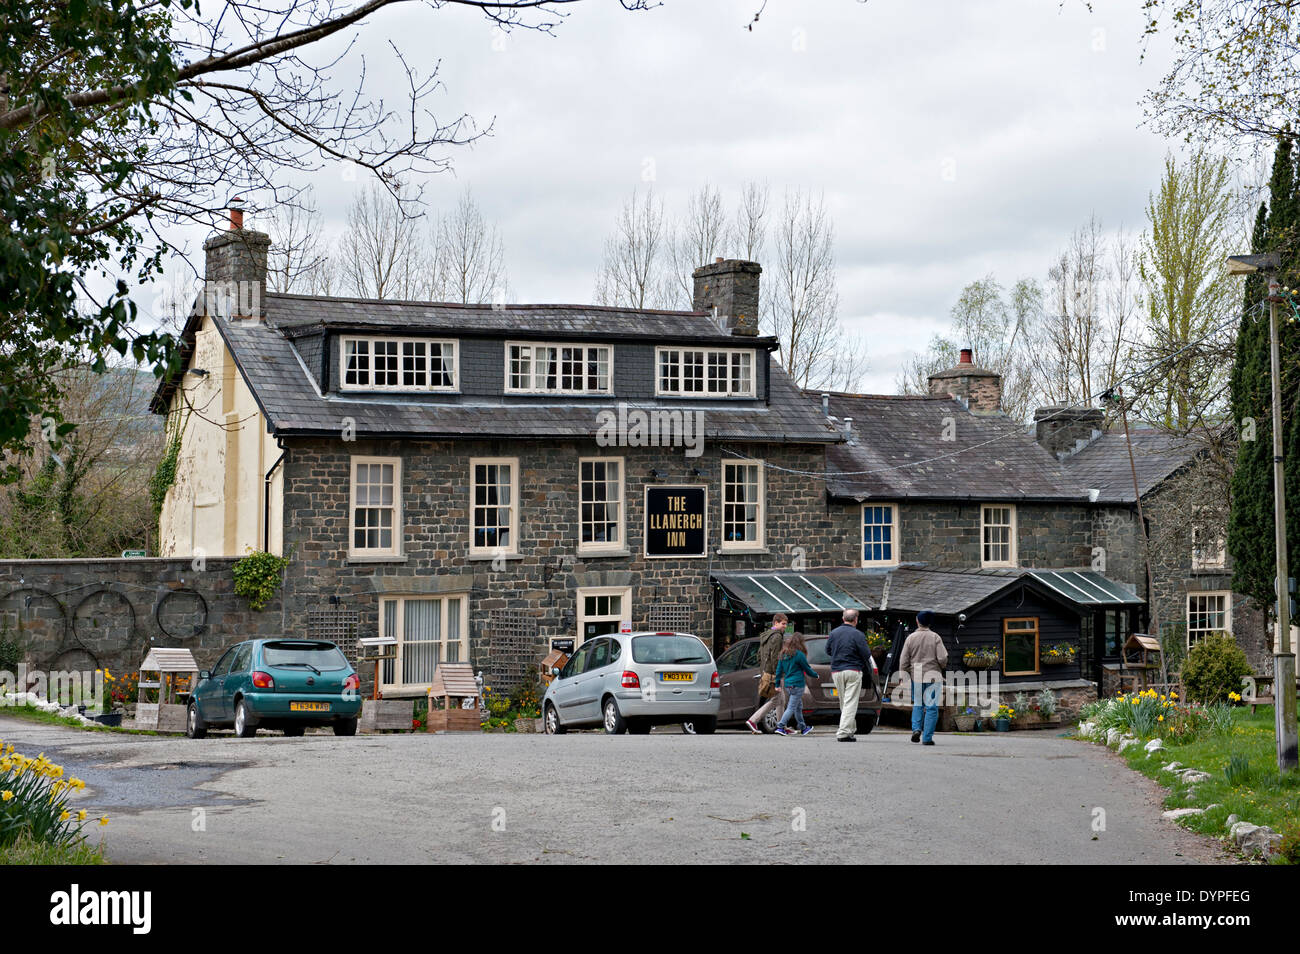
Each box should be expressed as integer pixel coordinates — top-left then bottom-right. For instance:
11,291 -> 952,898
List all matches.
959,348 -> 972,365
715,257 -> 724,263
821,392 -> 830,417
228,196 -> 245,230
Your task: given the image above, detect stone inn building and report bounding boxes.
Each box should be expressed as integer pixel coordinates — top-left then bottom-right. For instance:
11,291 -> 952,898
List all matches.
110,211 -> 1272,708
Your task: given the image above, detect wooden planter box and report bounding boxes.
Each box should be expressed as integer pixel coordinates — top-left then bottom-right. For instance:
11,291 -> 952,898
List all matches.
360,699 -> 413,733
135,702 -> 187,732
426,707 -> 482,733
1014,714 -> 1062,730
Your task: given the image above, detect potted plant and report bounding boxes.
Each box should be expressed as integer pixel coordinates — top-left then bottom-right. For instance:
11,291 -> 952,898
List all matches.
954,706 -> 979,731
1040,643 -> 1076,667
1035,688 -> 1059,722
963,647 -> 1001,670
866,629 -> 890,667
994,703 -> 1015,731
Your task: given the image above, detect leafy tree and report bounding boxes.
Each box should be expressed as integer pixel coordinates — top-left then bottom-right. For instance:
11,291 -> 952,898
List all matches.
1227,135 -> 1300,608
0,0 -> 648,476
897,274 -> 1039,421
1135,152 -> 1239,429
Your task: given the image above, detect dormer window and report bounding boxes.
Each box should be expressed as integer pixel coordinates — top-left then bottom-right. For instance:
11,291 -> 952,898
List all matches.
506,342 -> 612,394
656,347 -> 754,397
340,336 -> 458,392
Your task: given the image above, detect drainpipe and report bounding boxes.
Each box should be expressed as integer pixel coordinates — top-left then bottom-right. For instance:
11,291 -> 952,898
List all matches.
263,439 -> 286,553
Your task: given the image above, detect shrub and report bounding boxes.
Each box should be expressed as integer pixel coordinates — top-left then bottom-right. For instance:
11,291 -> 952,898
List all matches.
0,622 -> 20,674
231,550 -> 291,611
1182,632 -> 1253,704
1279,824 -> 1300,866
1035,688 -> 1058,719
0,743 -> 104,851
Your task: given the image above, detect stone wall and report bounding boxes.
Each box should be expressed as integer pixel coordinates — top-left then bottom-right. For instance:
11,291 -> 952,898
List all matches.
885,501 -> 1095,570
0,557 -> 287,679
278,437 -> 845,694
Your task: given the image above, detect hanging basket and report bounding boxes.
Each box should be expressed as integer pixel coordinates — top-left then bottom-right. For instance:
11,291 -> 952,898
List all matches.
1040,655 -> 1073,666
964,656 -> 1000,670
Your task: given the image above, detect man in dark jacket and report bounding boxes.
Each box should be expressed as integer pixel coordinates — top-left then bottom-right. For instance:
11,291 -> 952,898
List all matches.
745,613 -> 788,733
826,609 -> 873,742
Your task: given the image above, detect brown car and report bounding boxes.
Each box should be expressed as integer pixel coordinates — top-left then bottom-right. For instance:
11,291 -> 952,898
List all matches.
715,634 -> 883,733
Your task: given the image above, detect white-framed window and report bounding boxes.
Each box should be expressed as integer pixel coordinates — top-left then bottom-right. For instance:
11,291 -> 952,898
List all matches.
655,347 -> 755,397
980,504 -> 1017,567
862,503 -> 899,566
470,457 -> 518,556
579,457 -> 624,554
350,457 -> 401,558
1191,520 -> 1227,571
721,459 -> 764,549
576,586 -> 632,646
379,594 -> 468,694
1187,592 -> 1232,646
340,336 -> 457,392
506,342 -> 612,394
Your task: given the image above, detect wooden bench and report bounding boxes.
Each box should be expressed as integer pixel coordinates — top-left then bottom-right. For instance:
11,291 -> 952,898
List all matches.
1249,676 -> 1275,714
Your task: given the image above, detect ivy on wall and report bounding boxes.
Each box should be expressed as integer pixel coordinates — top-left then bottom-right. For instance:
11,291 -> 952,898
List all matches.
231,550 -> 291,611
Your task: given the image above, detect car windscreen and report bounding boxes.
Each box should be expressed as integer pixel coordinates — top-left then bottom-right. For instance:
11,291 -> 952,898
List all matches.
631,635 -> 711,665
262,642 -> 348,670
805,637 -> 831,665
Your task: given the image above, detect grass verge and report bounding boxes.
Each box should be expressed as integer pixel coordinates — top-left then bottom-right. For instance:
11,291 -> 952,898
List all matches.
1108,705 -> 1299,861
0,834 -> 106,865
0,703 -> 166,735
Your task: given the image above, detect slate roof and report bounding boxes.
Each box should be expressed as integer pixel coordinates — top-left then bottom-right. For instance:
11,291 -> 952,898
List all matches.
153,295 -> 839,444
1057,429 -> 1202,502
265,293 -> 762,346
818,393 -> 1087,502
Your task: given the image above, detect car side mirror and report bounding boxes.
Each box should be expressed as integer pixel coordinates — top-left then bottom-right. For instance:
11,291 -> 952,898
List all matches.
198,670 -> 210,681
550,667 -> 560,676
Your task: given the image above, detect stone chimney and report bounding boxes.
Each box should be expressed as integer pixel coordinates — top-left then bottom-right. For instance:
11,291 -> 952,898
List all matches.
927,348 -> 1002,413
1033,406 -> 1105,459
202,197 -> 270,320
692,258 -> 760,336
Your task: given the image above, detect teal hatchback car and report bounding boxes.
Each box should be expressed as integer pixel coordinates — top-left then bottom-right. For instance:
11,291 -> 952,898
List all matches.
187,638 -> 362,738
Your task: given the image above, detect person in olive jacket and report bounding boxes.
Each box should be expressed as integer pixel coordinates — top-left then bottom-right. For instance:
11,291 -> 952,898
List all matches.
899,609 -> 948,745
745,613 -> 788,734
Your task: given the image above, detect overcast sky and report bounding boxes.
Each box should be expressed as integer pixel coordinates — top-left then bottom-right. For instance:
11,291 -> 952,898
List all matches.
157,0 -> 1190,394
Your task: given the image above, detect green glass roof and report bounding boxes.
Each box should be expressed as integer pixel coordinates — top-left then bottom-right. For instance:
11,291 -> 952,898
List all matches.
1027,570 -> 1143,606
714,573 -> 870,615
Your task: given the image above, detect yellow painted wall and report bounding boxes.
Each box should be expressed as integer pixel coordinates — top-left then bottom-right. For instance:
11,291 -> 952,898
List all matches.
157,317 -> 283,558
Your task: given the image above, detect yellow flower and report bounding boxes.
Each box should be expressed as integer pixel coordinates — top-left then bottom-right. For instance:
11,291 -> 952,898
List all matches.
77,810 -> 87,821
1158,715 -> 1164,722
59,810 -> 70,821
98,816 -> 109,826
1,790 -> 12,801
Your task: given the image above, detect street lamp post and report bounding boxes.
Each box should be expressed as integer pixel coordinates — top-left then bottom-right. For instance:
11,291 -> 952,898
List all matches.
1227,253 -> 1298,773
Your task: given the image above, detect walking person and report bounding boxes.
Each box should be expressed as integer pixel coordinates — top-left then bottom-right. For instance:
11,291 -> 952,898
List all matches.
899,609 -> 947,746
773,632 -> 819,736
745,613 -> 788,734
826,608 -> 873,742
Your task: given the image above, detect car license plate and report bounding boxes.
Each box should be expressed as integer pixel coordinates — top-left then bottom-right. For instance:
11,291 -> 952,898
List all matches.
662,672 -> 693,682
290,702 -> 329,712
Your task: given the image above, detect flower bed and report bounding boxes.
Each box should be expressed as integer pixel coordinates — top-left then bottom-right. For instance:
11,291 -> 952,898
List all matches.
1,737 -> 107,855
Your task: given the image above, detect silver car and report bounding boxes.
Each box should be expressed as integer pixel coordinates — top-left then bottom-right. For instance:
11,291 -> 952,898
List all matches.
542,631 -> 721,735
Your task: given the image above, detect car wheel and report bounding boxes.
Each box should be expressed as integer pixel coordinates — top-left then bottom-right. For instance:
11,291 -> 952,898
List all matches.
692,716 -> 718,735
283,725 -> 306,737
186,701 -> 207,739
628,719 -> 652,735
234,699 -> 258,738
857,715 -> 876,735
544,703 -> 566,735
680,721 -> 696,734
603,697 -> 627,735
333,718 -> 358,737
760,705 -> 783,734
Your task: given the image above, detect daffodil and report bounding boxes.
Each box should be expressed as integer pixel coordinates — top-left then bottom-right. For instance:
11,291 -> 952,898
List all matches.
59,810 -> 70,822
77,810 -> 87,821
99,816 -> 109,826
1,790 -> 12,802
